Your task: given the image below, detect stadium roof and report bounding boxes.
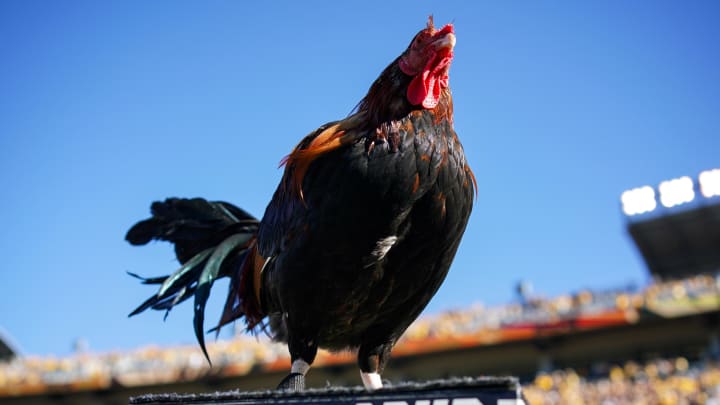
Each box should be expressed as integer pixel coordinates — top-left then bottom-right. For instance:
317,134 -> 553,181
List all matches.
627,201 -> 720,280
0,328 -> 19,361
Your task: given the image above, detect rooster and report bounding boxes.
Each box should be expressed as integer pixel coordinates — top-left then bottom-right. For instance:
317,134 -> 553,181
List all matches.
126,17 -> 475,391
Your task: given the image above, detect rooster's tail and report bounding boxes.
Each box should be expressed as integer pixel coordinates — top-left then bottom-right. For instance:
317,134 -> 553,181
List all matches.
126,197 -> 265,363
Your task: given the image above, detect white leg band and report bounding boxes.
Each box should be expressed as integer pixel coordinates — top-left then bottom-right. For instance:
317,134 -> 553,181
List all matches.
291,359 -> 311,375
360,371 -> 383,390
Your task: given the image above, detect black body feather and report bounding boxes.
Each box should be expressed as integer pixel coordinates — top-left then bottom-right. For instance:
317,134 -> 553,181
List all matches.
258,106 -> 473,373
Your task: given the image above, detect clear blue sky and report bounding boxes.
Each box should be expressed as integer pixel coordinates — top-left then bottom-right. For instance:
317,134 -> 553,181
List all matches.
1,1 -> 718,357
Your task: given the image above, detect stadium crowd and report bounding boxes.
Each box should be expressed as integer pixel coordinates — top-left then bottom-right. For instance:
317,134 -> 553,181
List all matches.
523,357 -> 720,405
1,272 -> 718,401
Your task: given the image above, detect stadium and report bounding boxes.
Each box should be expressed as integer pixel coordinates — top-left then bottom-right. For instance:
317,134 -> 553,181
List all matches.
2,169 -> 719,404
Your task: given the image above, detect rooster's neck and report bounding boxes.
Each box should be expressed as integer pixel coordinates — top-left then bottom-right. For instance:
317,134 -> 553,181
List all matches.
356,62 -> 453,129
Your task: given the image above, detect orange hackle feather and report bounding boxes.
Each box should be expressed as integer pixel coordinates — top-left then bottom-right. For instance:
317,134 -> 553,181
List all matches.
280,113 -> 366,201
281,125 -> 344,201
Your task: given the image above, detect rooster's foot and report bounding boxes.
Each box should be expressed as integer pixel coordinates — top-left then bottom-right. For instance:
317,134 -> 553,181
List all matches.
276,372 -> 305,391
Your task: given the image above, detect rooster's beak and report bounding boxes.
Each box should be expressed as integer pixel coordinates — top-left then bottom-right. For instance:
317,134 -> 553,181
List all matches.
432,32 -> 456,51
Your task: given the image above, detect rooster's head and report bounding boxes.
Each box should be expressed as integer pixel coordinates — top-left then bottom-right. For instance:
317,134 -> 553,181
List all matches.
399,16 -> 456,109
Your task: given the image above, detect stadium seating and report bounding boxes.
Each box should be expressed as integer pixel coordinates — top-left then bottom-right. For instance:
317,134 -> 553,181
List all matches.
1,272 -> 719,403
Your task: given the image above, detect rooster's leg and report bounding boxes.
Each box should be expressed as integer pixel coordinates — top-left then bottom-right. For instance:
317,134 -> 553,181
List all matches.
277,335 -> 317,391
358,342 -> 393,390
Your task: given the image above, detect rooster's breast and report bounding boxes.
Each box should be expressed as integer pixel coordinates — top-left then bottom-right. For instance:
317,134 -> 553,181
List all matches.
259,113 -> 474,349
